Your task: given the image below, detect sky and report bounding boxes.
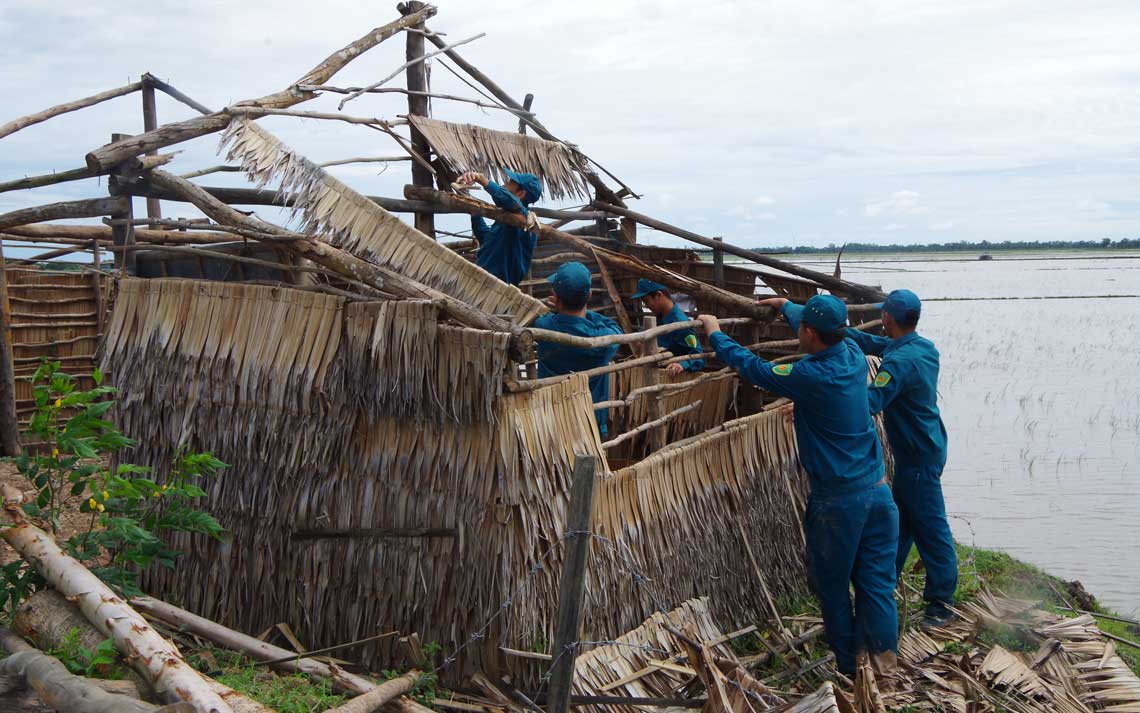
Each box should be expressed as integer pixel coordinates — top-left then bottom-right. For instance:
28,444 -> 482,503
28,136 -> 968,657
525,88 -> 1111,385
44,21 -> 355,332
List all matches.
3,0 -> 1140,252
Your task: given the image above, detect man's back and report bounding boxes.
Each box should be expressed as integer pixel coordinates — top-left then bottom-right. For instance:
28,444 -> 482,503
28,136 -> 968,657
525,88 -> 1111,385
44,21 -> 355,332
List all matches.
534,310 -> 622,434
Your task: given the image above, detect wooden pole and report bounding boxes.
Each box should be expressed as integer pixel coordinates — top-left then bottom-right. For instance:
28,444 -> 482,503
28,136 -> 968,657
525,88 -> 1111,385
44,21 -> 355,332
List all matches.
0,81 -> 143,140
0,240 -> 21,456
140,79 -> 162,226
642,315 -> 667,451
108,134 -> 137,275
0,197 -> 122,231
713,237 -> 725,288
518,93 -> 534,134
91,240 -> 104,337
546,454 -> 597,713
602,401 -> 701,450
399,1 -> 435,238
141,73 -> 213,115
593,202 -> 886,302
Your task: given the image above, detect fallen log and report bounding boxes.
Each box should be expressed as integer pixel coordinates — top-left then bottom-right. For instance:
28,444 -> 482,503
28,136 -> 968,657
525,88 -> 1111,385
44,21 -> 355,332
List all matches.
84,6 -> 438,172
130,596 -> 433,713
0,82 -> 143,141
0,646 -> 157,713
323,672 -> 420,713
0,495 -> 232,713
403,186 -> 776,321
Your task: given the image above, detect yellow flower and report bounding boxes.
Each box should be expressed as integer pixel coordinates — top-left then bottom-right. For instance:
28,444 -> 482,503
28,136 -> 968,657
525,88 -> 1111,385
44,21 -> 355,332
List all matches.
97,503 -> 105,513
87,497 -> 97,510
53,399 -> 61,408
51,448 -> 59,459
153,491 -> 161,498
102,490 -> 109,501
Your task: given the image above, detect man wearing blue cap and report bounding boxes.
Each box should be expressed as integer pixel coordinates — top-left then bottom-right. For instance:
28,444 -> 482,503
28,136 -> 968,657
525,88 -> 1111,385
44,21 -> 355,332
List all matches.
458,169 -> 543,286
631,278 -> 705,376
697,296 -> 899,676
533,262 -> 623,437
846,289 -> 956,628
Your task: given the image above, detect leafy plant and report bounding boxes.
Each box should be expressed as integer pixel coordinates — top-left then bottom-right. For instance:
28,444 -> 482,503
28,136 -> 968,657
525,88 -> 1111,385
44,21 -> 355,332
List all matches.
46,628 -> 123,679
1,361 -> 227,613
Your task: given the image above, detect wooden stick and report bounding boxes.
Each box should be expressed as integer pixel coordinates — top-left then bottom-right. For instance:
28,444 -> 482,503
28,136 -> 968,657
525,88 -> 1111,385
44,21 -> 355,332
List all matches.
106,244 -> 333,278
594,202 -> 886,302
0,240 -> 20,457
402,5 -> 436,238
601,401 -> 701,449
299,84 -> 534,116
323,671 -> 420,713
404,186 -> 776,321
224,106 -> 404,127
2,223 -> 231,245
0,81 -> 143,140
546,455 -> 597,713
178,165 -> 243,179
507,352 -> 671,393
320,155 -> 412,167
0,153 -> 177,195
0,197 -> 123,231
83,6 -> 437,172
529,317 -> 752,350
591,246 -> 635,336
337,33 -> 487,109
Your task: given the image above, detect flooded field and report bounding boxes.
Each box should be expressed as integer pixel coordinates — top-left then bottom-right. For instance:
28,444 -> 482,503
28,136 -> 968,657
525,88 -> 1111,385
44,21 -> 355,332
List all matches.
786,251 -> 1140,614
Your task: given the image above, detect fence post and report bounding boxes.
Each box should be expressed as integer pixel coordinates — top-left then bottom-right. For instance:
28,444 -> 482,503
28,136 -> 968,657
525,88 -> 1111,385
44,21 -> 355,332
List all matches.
140,77 -> 162,226
546,454 -> 597,713
0,239 -> 21,456
713,236 -> 725,288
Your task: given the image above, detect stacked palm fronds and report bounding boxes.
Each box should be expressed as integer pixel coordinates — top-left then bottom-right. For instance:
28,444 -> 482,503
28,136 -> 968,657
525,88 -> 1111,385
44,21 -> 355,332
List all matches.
219,118 -> 545,324
407,115 -> 590,201
611,366 -> 738,457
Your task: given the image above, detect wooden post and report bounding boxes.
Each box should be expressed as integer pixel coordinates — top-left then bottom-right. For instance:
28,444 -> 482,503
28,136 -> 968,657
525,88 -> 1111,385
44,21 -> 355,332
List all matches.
713,237 -> 725,288
91,239 -> 104,337
400,1 -> 435,238
108,134 -> 137,275
641,316 -> 666,452
140,78 -> 162,226
0,239 -> 20,456
518,94 -> 534,134
546,454 -> 597,713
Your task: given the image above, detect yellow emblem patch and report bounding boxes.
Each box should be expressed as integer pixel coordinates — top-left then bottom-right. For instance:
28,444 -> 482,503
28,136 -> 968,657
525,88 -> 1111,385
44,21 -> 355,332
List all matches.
772,363 -> 794,376
873,371 -> 892,388
684,334 -> 699,349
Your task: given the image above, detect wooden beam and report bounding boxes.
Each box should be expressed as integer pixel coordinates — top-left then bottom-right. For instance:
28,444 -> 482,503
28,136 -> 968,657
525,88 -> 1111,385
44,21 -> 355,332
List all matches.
0,197 -> 122,232
140,80 -> 162,225
83,6 -> 438,172
518,93 -> 534,134
0,240 -> 21,456
0,81 -> 142,140
594,202 -> 886,302
404,186 -> 777,321
141,73 -> 213,115
546,455 -> 597,713
401,1 -> 436,238
508,352 -> 669,393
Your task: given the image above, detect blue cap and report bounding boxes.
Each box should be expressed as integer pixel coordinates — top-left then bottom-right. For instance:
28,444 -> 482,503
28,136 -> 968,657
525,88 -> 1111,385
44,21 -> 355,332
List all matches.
878,289 -> 921,324
547,261 -> 592,301
503,169 -> 543,204
631,278 -> 668,300
785,294 -> 848,334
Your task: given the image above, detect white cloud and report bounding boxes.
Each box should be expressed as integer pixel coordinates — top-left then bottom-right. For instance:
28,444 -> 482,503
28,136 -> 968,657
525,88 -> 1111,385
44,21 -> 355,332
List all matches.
864,190 -> 929,218
753,195 -> 776,206
929,220 -> 956,231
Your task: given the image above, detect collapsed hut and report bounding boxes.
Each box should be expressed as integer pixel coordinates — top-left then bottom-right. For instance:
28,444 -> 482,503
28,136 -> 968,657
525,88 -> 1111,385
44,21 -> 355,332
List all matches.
0,2 -> 892,688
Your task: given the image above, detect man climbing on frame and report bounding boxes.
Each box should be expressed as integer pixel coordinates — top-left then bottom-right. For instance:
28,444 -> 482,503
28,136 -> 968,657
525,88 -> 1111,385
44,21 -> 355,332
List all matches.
697,296 -> 899,677
534,262 -> 623,438
631,278 -> 705,376
457,168 -> 543,286
841,289 -> 957,628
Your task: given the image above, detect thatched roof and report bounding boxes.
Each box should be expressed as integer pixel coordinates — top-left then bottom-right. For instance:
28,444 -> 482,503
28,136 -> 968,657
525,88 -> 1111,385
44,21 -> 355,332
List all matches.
408,115 -> 591,201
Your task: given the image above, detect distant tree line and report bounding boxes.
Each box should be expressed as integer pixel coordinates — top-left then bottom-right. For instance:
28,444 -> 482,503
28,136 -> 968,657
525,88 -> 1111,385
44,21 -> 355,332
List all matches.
736,238 -> 1140,254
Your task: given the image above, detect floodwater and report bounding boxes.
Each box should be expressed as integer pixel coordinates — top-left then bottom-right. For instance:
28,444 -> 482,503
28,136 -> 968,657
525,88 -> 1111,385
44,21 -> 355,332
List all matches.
778,251 -> 1140,614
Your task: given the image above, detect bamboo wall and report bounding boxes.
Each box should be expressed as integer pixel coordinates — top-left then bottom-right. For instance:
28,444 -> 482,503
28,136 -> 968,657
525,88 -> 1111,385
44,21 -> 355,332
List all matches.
103,278 -> 840,685
5,266 -> 104,436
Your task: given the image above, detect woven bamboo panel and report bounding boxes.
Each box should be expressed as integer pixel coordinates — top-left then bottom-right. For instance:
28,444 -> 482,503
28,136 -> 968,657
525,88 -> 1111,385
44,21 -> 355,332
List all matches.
4,267 -> 103,428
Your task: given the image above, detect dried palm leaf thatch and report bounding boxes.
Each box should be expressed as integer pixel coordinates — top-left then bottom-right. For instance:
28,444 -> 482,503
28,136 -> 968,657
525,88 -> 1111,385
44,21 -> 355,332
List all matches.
609,367 -> 738,458
569,598 -> 738,713
219,118 -> 545,324
978,646 -> 1054,701
407,115 -> 590,201
771,682 -> 846,713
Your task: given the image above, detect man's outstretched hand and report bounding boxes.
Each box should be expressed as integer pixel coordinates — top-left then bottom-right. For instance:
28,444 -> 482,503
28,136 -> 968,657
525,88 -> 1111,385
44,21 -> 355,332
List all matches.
756,296 -> 789,310
696,314 -> 721,335
456,171 -> 488,187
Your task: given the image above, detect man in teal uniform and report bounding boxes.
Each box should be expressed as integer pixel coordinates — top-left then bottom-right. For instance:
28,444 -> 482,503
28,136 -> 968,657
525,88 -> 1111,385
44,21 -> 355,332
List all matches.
457,169 -> 543,286
631,278 -> 705,376
697,296 -> 899,676
845,289 -> 957,627
533,262 -> 623,437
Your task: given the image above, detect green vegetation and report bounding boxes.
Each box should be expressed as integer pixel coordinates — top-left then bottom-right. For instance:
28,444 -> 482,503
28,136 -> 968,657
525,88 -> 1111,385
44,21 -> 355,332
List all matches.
0,362 -> 227,613
704,237 -> 1140,255
209,650 -> 347,713
46,628 -> 123,679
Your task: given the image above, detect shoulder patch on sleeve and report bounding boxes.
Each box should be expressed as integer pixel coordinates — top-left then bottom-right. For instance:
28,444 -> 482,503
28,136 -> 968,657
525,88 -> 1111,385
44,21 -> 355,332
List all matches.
684,333 -> 699,349
873,371 -> 892,388
772,363 -> 794,376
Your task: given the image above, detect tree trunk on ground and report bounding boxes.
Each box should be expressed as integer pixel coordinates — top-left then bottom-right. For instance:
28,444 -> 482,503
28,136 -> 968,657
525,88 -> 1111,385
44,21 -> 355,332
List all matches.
0,650 -> 157,713
0,508 -> 233,713
323,671 -> 419,713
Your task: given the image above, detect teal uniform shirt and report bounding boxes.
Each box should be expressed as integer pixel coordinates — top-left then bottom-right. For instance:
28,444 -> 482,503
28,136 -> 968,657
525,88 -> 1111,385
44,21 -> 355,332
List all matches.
846,329 -> 948,469
534,311 -> 622,436
472,181 -> 537,286
709,303 -> 883,496
657,304 -> 705,372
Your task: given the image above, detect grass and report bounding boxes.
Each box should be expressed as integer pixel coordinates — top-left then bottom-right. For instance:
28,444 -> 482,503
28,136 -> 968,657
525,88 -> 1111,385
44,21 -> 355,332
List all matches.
194,649 -> 347,712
